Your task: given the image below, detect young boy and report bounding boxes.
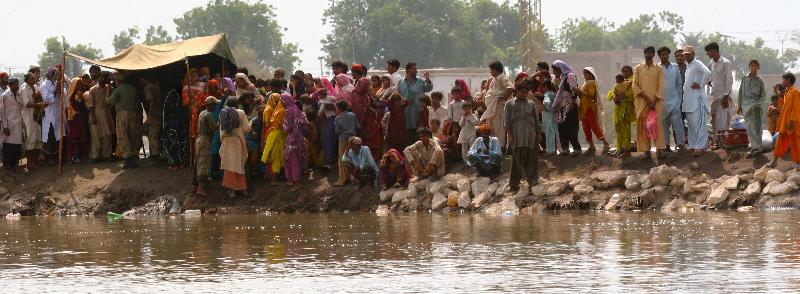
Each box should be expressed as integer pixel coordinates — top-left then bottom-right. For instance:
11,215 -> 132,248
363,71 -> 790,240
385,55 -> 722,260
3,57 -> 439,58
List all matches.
448,86 -> 465,144
737,59 -> 766,157
334,100 -> 360,186
428,92 -> 448,131
768,94 -> 781,135
504,82 -> 540,191
458,101 -> 478,163
542,80 -> 557,156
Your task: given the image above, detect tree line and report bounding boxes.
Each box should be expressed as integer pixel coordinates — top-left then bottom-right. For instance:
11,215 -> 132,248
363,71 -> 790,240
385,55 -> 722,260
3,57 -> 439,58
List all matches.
34,0 -> 797,77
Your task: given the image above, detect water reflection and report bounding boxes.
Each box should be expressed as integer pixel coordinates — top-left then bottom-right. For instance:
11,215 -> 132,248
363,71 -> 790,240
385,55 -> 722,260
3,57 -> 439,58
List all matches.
0,211 -> 798,292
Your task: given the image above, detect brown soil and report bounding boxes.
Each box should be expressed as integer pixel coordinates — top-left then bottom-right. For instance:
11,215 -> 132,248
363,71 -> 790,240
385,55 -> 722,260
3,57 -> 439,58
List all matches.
0,149 -> 793,216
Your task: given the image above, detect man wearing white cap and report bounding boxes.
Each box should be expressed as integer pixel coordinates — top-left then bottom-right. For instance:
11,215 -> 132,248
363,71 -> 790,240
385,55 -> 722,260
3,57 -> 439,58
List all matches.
681,46 -> 712,156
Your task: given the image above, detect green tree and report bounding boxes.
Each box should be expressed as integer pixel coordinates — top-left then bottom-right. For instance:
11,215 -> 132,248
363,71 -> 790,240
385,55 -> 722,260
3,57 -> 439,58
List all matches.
144,25 -> 175,46
322,0 -> 525,69
38,37 -> 103,77
700,33 -> 795,77
174,0 -> 299,71
556,17 -> 615,52
113,27 -> 140,53
615,11 -> 683,49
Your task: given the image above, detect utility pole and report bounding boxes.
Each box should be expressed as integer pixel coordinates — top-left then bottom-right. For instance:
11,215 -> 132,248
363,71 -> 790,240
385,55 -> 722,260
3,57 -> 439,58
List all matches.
518,0 -> 542,72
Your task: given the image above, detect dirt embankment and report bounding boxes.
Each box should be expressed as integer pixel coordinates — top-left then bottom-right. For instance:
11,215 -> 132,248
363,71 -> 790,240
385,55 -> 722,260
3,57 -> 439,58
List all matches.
1,149 -> 798,216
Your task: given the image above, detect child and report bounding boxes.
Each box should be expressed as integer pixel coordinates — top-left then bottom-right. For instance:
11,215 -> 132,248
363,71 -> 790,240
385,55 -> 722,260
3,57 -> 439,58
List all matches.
317,88 -> 337,168
334,100 -> 360,186
458,101 -> 479,163
768,94 -> 782,135
245,104 -> 265,180
428,92 -> 448,132
418,94 -> 431,128
737,59 -> 766,157
448,86 -> 464,146
386,93 -> 409,151
430,119 -> 445,140
542,80 -> 557,156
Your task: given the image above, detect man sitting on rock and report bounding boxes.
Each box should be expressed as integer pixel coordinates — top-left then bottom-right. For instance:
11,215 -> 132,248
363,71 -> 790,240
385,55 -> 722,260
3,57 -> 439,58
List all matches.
467,124 -> 502,178
403,127 -> 445,179
341,136 -> 379,188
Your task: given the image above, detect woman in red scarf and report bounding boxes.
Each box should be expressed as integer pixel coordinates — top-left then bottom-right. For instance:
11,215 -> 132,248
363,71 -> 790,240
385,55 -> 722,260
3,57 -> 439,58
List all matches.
379,148 -> 411,189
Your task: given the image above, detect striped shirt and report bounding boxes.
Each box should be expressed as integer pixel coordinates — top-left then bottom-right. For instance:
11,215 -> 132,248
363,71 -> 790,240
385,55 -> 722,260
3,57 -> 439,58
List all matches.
504,97 -> 540,148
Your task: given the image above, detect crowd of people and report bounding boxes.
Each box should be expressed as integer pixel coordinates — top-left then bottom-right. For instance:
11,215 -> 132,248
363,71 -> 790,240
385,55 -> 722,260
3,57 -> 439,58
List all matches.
1,41 -> 798,197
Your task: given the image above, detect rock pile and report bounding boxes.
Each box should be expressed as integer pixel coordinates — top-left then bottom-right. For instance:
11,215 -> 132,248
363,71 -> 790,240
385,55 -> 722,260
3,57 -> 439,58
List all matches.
378,164 -> 800,213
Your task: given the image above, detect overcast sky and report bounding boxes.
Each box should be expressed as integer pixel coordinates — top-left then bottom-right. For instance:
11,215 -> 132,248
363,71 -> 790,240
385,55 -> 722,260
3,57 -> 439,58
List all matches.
0,0 -> 797,74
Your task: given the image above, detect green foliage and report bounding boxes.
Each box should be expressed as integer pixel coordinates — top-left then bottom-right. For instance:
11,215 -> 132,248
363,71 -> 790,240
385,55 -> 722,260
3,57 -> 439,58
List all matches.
322,0 -> 527,69
698,33 -> 795,77
173,0 -> 299,71
144,25 -> 175,46
113,27 -> 140,54
38,37 -> 103,77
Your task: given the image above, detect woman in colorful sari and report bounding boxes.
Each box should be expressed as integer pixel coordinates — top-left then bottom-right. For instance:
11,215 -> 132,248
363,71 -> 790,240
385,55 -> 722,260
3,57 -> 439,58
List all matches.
219,97 -> 250,197
335,74 -> 354,104
282,93 -> 308,191
65,75 -> 91,163
376,74 -> 395,102
234,73 -> 257,97
379,148 -> 411,189
261,92 -> 286,185
351,77 -> 382,160
551,60 -> 582,155
183,69 -> 207,146
572,67 -> 611,154
385,93 -> 409,151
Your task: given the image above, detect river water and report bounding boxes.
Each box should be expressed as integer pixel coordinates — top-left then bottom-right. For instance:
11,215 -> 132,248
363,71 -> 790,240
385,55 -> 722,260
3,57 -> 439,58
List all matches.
1,211 -> 798,293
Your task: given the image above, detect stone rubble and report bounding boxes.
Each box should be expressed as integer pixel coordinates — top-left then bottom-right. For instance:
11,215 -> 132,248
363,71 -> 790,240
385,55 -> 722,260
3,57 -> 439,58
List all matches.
378,164 -> 800,213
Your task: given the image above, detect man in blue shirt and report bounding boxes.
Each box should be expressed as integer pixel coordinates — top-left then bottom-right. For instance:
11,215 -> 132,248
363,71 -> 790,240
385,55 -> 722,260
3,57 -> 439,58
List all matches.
397,62 -> 433,148
658,46 -> 686,152
341,136 -> 379,189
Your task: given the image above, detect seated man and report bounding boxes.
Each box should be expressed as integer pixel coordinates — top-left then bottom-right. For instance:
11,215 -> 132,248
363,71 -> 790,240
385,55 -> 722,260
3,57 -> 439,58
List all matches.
467,125 -> 502,177
341,136 -> 379,188
403,127 -> 446,179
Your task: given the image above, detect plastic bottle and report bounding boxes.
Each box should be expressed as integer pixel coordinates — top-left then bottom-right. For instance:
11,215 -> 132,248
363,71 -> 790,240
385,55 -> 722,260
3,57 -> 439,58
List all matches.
107,212 -> 123,220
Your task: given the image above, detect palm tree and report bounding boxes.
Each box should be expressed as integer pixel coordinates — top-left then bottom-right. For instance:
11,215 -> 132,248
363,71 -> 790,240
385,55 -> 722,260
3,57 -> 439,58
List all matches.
680,31 -> 704,47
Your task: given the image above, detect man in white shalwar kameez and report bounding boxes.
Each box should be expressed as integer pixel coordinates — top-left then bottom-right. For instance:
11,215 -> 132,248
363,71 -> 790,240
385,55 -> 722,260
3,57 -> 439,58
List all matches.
681,46 -> 712,156
705,42 -> 734,147
19,73 -> 42,167
480,61 -> 512,151
40,66 -> 67,164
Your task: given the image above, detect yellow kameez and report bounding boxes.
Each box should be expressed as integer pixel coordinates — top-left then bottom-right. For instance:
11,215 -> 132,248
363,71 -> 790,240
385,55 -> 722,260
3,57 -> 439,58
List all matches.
608,78 -> 636,150
261,93 -> 286,173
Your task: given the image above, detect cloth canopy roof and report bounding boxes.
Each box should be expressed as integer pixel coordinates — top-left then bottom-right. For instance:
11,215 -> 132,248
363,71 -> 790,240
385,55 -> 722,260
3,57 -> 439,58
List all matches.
67,34 -> 236,71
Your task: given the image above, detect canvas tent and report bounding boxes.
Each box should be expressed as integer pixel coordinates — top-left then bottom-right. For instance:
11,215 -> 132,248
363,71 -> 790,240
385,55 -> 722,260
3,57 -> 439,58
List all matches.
67,34 -> 236,73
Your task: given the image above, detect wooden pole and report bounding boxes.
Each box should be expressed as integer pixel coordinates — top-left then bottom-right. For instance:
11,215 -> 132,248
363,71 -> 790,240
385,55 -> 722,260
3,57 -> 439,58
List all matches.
57,51 -> 66,175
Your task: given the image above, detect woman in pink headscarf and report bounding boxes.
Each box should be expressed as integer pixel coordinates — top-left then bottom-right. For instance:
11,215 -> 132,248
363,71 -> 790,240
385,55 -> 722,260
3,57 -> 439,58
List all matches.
334,74 -> 354,103
281,93 -> 308,191
455,79 -> 472,101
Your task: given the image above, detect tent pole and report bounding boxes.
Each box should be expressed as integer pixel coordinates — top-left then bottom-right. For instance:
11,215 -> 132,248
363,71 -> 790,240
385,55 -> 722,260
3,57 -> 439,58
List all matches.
57,52 -> 66,175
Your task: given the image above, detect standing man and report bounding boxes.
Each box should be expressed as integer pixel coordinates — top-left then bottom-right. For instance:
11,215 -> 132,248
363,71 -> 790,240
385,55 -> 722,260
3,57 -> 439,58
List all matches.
386,58 -> 403,88
658,46 -> 686,152
681,46 -> 712,156
40,66 -> 67,165
706,42 -> 734,147
633,46 -> 665,160
481,61 -> 513,152
142,76 -> 163,164
107,73 -> 142,169
504,81 -> 541,192
737,60 -> 767,157
19,73 -> 42,168
397,62 -> 433,148
771,73 -> 800,169
674,48 -> 688,143
0,78 -> 23,172
86,71 -> 115,162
